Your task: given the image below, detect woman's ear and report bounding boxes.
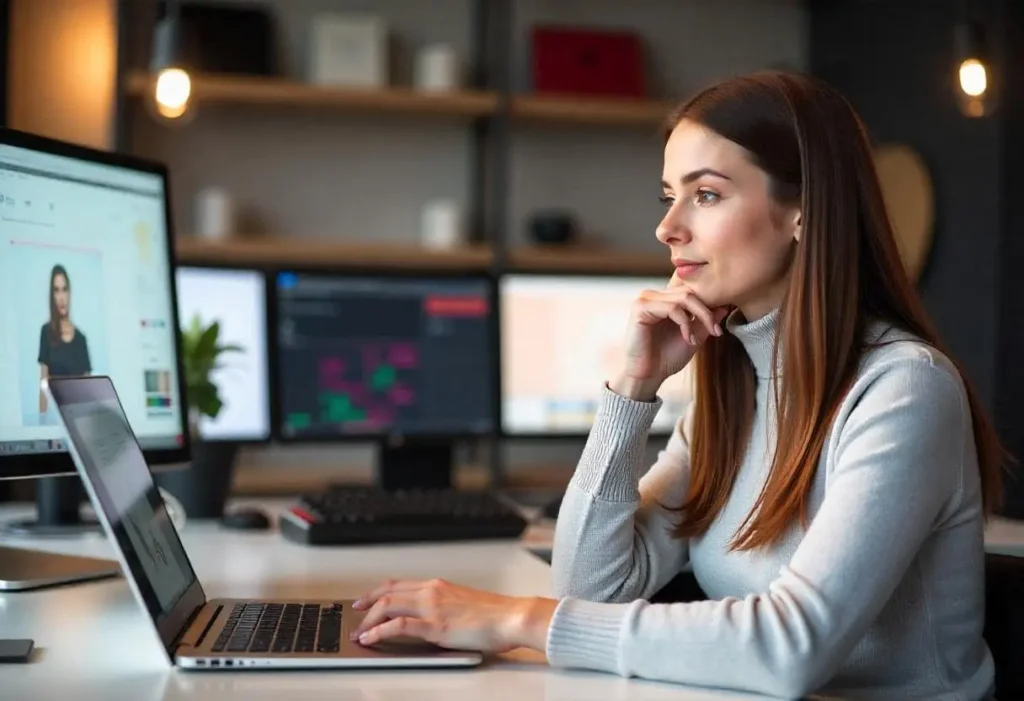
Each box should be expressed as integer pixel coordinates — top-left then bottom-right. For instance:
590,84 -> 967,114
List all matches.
792,210 -> 802,242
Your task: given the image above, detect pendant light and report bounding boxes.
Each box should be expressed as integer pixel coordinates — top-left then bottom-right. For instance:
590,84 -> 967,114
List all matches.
954,20 -> 996,117
149,0 -> 193,122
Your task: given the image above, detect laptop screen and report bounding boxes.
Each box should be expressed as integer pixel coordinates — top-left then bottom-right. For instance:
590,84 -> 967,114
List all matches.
50,377 -> 199,627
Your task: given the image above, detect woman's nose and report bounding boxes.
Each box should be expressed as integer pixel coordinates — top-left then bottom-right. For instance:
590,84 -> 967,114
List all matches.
656,209 -> 689,245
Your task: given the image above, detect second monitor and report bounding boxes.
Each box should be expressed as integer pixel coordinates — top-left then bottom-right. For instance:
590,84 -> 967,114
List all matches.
272,270 -> 496,490
174,265 -> 271,443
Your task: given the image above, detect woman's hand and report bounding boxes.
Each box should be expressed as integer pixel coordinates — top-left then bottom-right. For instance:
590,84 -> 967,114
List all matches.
350,578 -> 558,653
612,277 -> 729,400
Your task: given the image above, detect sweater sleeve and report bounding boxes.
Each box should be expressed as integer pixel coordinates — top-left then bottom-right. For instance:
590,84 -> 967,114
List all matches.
545,358 -> 969,699
550,385 -> 693,604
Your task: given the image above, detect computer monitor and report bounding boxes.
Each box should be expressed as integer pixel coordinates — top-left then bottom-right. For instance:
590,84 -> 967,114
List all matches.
271,269 -> 497,490
174,265 -> 271,443
500,273 -> 695,437
0,127 -> 189,589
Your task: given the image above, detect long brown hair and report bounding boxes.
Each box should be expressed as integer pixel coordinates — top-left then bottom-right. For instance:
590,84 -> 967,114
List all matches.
666,71 -> 1008,551
48,264 -> 70,343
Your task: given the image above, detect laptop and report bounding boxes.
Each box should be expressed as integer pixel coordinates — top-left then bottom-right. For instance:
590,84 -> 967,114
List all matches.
43,375 -> 483,670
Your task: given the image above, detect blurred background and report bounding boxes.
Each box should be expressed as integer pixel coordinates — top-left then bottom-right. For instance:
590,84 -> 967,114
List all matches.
1,0 -> 1021,517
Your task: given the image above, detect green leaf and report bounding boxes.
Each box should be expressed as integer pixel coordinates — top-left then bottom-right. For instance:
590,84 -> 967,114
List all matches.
176,313 -> 246,420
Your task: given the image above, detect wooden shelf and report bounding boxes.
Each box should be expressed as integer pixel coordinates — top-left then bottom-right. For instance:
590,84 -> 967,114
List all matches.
508,245 -> 672,276
125,72 -> 498,118
125,73 -> 680,126
173,237 -> 670,276
511,94 -> 678,127
174,236 -> 493,270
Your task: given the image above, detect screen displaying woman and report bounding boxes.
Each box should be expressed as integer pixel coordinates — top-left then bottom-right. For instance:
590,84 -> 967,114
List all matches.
38,264 -> 92,416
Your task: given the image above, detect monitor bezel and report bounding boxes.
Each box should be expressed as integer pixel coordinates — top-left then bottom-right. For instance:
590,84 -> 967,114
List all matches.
267,264 -> 501,445
0,126 -> 192,479
174,261 -> 274,445
496,269 -> 681,441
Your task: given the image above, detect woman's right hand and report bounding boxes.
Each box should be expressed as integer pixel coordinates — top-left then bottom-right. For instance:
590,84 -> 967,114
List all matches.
610,279 -> 729,400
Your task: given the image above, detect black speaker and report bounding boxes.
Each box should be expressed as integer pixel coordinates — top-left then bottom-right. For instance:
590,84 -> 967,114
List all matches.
157,1 -> 277,76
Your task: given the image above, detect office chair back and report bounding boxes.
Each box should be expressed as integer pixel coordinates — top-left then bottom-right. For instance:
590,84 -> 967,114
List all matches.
984,552 -> 1024,698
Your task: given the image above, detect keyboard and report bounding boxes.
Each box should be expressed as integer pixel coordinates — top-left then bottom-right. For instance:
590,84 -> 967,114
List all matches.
213,602 -> 342,654
279,486 -> 529,546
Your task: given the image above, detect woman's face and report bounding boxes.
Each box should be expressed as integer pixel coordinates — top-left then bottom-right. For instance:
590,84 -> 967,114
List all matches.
657,119 -> 800,320
53,273 -> 70,317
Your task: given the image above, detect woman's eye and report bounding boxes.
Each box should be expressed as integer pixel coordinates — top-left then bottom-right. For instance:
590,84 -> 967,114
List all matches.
658,194 -> 674,208
694,189 -> 720,206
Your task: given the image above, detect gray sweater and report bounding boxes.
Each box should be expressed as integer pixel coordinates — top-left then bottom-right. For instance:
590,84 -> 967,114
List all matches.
546,309 -> 994,700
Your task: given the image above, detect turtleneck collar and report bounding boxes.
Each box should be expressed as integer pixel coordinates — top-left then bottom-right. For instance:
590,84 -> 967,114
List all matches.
725,307 -> 780,380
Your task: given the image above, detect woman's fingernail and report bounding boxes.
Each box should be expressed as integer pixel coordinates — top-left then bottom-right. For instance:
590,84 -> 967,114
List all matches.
359,632 -> 370,644
714,324 -> 723,336
352,599 -> 362,609
689,334 -> 697,345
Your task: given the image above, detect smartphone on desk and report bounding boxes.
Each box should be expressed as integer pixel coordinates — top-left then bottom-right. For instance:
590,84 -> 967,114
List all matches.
0,639 -> 34,663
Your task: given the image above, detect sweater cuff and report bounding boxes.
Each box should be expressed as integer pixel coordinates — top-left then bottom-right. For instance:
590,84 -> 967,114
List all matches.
545,597 -> 635,675
570,385 -> 661,501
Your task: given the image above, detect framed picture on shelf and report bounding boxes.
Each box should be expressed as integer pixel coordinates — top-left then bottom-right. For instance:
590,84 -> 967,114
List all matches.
308,13 -> 388,88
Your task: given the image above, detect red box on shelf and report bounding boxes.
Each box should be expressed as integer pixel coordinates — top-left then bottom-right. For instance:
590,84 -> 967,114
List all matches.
530,26 -> 645,99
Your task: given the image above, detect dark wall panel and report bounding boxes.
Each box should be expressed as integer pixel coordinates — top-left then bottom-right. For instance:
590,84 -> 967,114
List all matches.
809,0 -> 1003,410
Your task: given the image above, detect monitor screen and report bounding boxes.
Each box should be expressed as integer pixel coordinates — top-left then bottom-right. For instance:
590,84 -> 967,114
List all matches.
273,271 -> 495,440
0,132 -> 186,469
500,274 -> 694,436
174,266 -> 270,442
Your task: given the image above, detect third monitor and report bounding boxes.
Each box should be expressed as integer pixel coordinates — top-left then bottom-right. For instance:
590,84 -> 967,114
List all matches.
500,273 -> 694,437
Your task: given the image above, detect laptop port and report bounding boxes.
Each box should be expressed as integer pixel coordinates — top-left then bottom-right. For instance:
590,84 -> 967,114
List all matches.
224,659 -> 233,666
210,660 -> 220,667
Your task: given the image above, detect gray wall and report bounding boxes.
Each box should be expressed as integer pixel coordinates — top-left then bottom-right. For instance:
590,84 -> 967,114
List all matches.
128,0 -> 807,479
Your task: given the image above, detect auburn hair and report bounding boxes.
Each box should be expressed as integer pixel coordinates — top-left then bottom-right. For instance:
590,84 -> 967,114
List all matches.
664,71 -> 1009,551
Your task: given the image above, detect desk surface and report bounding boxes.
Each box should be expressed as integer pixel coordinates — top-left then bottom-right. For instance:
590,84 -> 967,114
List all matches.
0,499 -> 1022,701
0,501 -> 762,701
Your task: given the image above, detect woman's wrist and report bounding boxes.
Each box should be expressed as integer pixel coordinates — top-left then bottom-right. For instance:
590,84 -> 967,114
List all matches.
608,373 -> 663,402
507,596 -> 559,651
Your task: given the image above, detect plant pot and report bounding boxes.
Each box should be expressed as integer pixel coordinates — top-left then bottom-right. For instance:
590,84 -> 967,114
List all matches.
156,440 -> 239,520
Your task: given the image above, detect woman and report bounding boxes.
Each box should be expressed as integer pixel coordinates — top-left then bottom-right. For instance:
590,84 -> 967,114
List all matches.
350,71 -> 1005,699
38,263 -> 92,417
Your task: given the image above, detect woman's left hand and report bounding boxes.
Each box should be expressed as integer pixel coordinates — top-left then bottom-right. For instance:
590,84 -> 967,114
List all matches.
350,578 -> 558,653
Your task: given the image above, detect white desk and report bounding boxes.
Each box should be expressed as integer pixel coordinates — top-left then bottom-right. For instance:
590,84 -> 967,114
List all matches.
1,500 -> 1022,701
0,501 -> 761,701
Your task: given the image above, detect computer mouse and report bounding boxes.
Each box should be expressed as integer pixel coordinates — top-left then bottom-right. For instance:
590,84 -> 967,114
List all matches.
219,508 -> 271,531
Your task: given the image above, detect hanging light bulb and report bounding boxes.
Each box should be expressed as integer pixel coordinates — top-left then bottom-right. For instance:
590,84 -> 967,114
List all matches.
149,0 -> 194,123
954,22 -> 996,117
154,67 -> 191,119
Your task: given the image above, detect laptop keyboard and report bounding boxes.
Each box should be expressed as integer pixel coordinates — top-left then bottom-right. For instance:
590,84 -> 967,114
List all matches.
211,602 -> 343,655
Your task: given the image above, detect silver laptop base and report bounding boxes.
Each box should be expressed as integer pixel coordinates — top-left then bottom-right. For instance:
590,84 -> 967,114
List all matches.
0,545 -> 120,591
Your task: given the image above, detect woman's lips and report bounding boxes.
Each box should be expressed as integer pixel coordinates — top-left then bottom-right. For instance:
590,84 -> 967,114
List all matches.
673,262 -> 706,278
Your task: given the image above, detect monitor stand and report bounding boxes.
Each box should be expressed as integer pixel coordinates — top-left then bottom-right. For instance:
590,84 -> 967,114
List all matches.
376,438 -> 455,491
0,476 -> 120,591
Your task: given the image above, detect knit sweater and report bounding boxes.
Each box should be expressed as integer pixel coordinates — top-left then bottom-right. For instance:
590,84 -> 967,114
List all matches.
546,309 -> 994,700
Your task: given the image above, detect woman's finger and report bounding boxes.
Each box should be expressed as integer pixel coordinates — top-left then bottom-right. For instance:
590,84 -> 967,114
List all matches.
646,287 -> 724,339
357,616 -> 436,647
351,593 -> 421,639
353,579 -> 428,609
680,295 -> 721,338
666,305 -> 696,344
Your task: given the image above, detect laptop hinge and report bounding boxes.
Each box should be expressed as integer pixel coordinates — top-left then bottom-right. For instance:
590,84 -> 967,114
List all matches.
171,602 -> 209,651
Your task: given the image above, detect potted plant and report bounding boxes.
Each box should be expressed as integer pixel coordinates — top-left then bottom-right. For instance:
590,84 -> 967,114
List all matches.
157,314 -> 244,520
